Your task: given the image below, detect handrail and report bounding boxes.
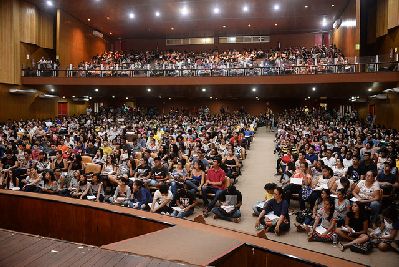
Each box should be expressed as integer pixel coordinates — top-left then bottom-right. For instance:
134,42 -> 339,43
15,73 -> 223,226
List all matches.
21,61 -> 399,78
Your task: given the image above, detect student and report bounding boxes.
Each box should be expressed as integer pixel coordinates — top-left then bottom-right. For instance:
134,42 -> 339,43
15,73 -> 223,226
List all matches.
333,189 -> 350,227
151,183 -> 173,214
255,187 -> 290,236
211,185 -> 242,223
82,174 -> 104,202
110,176 -> 131,206
307,199 -> 337,242
41,171 -> 58,194
185,160 -> 205,193
252,183 -> 277,216
149,157 -> 170,186
71,174 -> 89,199
129,179 -> 152,210
172,185 -> 197,219
336,202 -> 368,250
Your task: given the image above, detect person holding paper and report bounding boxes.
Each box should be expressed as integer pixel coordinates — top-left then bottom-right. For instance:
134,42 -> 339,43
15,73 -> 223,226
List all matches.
82,174 -> 104,202
336,202 -> 368,250
255,187 -> 290,236
352,171 -> 381,224
252,183 -> 277,216
308,198 -> 337,242
305,166 -> 334,210
211,185 -> 242,223
283,161 -> 310,207
172,185 -> 197,218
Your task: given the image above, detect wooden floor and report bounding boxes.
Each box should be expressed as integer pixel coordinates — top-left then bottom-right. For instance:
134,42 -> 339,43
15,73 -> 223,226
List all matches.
0,229 -> 193,267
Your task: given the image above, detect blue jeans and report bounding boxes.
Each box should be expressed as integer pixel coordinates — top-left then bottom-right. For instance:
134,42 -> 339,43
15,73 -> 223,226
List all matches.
170,181 -> 178,196
171,208 -> 194,218
201,186 -> 224,211
186,179 -> 200,194
369,201 -> 381,224
148,179 -> 159,186
211,207 -> 241,221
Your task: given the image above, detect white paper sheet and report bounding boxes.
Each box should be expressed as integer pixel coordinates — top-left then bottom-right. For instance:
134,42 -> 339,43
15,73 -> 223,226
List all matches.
315,225 -> 327,235
265,212 -> 279,221
290,178 -> 303,185
87,195 -> 96,200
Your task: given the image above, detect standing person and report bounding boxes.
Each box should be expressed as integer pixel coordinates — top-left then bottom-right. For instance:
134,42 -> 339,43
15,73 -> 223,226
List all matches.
202,158 -> 227,217
255,187 -> 290,236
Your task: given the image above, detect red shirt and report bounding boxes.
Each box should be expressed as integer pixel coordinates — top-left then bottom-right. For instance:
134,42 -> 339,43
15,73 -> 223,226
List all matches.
206,167 -> 226,190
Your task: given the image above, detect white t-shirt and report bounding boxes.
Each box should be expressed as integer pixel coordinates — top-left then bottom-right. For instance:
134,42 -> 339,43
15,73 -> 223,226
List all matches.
153,190 -> 173,205
357,180 -> 380,200
322,157 -> 336,168
343,158 -> 353,169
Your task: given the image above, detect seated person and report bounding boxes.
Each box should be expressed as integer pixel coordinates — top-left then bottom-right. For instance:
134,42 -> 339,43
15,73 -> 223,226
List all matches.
82,173 -> 104,202
170,161 -> 188,195
71,174 -> 89,199
41,171 -> 58,194
330,177 -> 352,198
296,189 -> 331,230
185,161 -> 205,193
255,187 -> 290,236
129,179 -> 152,210
252,183 -> 276,216
149,157 -> 170,186
352,171 -> 381,224
134,158 -> 151,181
202,158 -> 227,217
307,198 -> 337,242
150,183 -> 173,214
172,184 -> 197,219
101,155 -> 118,185
211,185 -> 242,223
376,162 -> 398,195
2,169 -> 19,190
333,189 -> 350,227
109,176 -> 131,206
23,167 -> 43,192
336,202 -> 368,250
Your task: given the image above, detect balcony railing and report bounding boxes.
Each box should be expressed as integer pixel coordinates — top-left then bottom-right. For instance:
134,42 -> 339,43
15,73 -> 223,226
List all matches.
22,62 -> 399,78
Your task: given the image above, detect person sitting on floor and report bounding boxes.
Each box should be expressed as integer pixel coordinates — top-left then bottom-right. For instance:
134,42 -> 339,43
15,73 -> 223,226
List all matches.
172,184 -> 197,219
307,198 -> 337,242
151,183 -> 173,215
252,183 -> 277,216
211,185 -> 242,223
255,187 -> 290,236
82,173 -> 104,202
129,179 -> 152,210
109,176 -> 131,206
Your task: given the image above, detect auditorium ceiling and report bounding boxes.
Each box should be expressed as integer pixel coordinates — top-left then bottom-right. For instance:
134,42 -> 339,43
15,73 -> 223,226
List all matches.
31,0 -> 351,39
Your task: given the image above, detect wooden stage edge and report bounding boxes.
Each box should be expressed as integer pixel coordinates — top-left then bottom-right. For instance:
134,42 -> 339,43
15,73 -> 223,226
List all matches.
0,190 -> 366,267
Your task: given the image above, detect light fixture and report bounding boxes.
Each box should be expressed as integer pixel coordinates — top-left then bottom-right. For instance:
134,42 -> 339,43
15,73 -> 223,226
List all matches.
46,1 -> 53,7
94,88 -> 99,92
274,23 -> 278,26
126,97 -> 129,100
322,18 -> 328,27
168,97 -> 172,100
109,32 -> 112,35
213,7 -> 220,14
341,20 -> 356,27
147,88 -> 151,92
129,12 -> 135,19
112,95 -> 115,98
368,88 -> 372,92
242,5 -> 249,13
222,25 -> 226,28
210,96 -> 213,99
305,5 -> 308,8
252,88 -> 257,92
202,88 -> 206,92
171,27 -> 174,30
180,6 -> 189,16
312,87 -> 316,91
72,95 -> 75,98
62,96 -> 65,99
307,96 -> 311,99
155,11 -> 160,17
332,4 -> 335,7
248,24 -> 251,27
89,96 -> 92,99
50,88 -> 55,92
273,4 -> 280,11
87,18 -> 91,22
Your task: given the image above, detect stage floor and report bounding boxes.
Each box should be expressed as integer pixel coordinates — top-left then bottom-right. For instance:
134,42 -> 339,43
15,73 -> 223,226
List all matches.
0,229 -> 193,267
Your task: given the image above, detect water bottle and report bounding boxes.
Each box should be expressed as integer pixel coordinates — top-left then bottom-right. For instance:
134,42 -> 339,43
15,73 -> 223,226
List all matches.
332,233 -> 338,247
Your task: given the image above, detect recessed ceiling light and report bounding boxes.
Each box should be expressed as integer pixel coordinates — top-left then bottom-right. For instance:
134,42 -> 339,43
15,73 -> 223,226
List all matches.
106,16 -> 110,20
248,24 -> 251,27
50,88 -> 55,92
171,27 -> 174,30
155,11 -> 160,17
202,88 -> 206,92
112,95 -> 115,98
168,97 -> 172,100
109,32 -> 112,35
252,88 -> 257,92
213,7 -> 220,14
222,25 -> 226,28
180,6 -> 189,16
89,96 -> 92,99
273,4 -> 280,11
312,87 -> 316,91
129,13 -> 135,19
332,4 -> 335,7
368,88 -> 372,92
210,96 -> 213,99
126,97 -> 129,100
242,5 -> 249,13
147,88 -> 151,92
87,18 -> 91,22
305,5 -> 308,8
72,95 -> 76,98
308,96 -> 311,99
62,96 -> 65,99
94,88 -> 99,92
274,23 -> 278,26
46,1 -> 53,7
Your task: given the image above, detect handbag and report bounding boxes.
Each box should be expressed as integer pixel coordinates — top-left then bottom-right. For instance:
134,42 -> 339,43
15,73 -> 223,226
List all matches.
350,242 -> 373,254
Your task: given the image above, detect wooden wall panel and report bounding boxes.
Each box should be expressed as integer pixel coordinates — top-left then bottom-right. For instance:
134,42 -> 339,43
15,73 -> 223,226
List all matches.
0,84 -> 57,121
332,0 -> 359,57
387,0 -> 399,30
57,10 -> 106,69
0,0 -> 20,85
376,0 -> 389,38
0,193 -> 169,247
19,0 -> 53,49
